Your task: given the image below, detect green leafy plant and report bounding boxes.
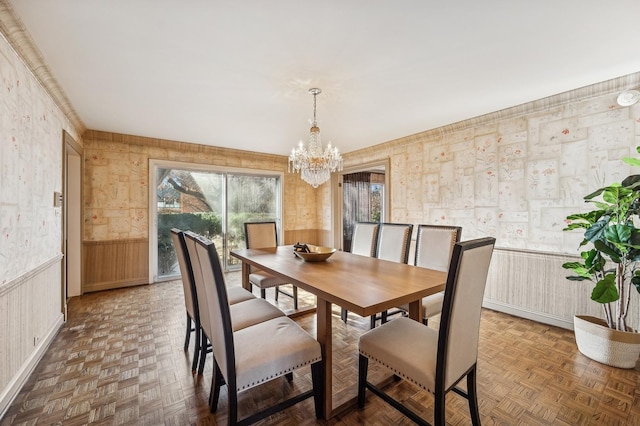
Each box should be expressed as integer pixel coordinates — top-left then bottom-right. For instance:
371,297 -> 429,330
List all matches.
157,212 -> 222,274
562,147 -> 640,332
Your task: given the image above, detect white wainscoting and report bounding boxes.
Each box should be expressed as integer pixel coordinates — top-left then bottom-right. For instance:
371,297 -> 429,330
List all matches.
483,248 -> 639,332
0,255 -> 64,418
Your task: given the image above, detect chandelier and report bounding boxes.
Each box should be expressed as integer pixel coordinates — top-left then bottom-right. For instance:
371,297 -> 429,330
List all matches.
288,88 -> 343,188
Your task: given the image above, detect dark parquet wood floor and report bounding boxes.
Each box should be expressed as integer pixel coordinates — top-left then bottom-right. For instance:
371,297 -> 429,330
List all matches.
2,272 -> 639,425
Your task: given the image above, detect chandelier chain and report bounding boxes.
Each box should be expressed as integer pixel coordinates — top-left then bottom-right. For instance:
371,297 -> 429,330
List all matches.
312,90 -> 317,125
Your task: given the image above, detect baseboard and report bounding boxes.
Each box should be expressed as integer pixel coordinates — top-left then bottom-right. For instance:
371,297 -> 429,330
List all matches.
482,299 -> 574,331
0,313 -> 64,419
83,278 -> 148,293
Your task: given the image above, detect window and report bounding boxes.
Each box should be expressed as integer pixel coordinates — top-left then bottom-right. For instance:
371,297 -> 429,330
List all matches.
150,160 -> 282,282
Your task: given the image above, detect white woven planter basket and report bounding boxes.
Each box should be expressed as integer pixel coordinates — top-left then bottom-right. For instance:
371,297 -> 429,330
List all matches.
573,315 -> 640,369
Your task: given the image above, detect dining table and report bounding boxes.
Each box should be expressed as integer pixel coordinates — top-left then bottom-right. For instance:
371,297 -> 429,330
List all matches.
230,245 -> 447,419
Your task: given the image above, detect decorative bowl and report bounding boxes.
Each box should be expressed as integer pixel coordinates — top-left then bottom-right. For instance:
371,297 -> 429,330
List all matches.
293,245 -> 336,262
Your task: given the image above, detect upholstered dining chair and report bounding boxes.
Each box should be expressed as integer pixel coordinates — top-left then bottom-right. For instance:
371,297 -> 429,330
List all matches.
358,237 -> 496,426
371,222 -> 413,328
350,222 -> 380,257
194,234 -> 324,425
183,231 -> 285,375
244,221 -> 299,309
171,228 -> 204,373
341,222 -> 380,323
172,229 -> 257,373
376,222 -> 413,264
400,224 -> 462,325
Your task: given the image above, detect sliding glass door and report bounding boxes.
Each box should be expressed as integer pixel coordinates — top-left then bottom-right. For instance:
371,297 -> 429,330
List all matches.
226,174 -> 281,268
151,160 -> 281,282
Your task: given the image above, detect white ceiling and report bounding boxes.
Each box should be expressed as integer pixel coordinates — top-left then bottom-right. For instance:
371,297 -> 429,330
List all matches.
8,0 -> 640,156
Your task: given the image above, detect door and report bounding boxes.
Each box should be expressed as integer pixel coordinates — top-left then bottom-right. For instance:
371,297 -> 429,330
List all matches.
332,160 -> 389,251
62,131 -> 82,315
226,173 -> 281,268
342,171 -> 385,252
150,160 -> 282,282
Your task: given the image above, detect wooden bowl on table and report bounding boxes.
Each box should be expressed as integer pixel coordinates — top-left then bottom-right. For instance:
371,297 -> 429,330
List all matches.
293,244 -> 336,262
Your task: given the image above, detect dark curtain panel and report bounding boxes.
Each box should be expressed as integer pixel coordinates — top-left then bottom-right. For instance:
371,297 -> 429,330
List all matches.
343,172 -> 373,252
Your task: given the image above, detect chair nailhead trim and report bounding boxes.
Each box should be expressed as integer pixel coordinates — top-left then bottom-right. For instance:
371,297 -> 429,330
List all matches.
237,356 -> 322,391
359,350 -> 434,393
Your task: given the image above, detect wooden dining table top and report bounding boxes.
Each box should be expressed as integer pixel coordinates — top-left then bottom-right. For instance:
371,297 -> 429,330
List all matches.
230,245 -> 447,316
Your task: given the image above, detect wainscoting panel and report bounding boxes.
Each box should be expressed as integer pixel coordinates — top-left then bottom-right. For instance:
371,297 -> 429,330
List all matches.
483,248 -> 639,332
83,238 -> 149,292
0,256 -> 64,418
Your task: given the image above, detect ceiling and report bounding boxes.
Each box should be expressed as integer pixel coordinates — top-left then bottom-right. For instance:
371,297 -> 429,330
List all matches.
7,0 -> 640,156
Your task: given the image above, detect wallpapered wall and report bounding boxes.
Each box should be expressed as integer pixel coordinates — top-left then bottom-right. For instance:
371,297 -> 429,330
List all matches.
341,83 -> 640,255
0,32 -> 77,286
82,131 -> 317,242
0,26 -> 81,414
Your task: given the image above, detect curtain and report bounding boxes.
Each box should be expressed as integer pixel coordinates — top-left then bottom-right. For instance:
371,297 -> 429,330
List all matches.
343,172 -> 376,252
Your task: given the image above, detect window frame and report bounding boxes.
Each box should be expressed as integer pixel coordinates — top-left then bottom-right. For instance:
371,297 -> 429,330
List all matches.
148,159 -> 283,283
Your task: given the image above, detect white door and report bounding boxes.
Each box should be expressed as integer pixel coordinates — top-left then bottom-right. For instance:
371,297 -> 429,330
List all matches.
63,131 -> 83,311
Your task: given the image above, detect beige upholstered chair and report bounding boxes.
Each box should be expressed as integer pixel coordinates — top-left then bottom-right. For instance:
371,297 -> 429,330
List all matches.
371,222 -> 413,328
376,222 -> 413,263
171,228 -> 206,373
358,237 -> 496,426
194,235 -> 323,424
409,224 -> 462,325
350,222 -> 379,257
341,222 -> 379,323
172,229 -> 257,373
183,231 -> 285,375
244,221 -> 298,309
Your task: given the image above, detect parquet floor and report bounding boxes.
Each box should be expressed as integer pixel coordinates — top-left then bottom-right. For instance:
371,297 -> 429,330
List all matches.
2,272 -> 639,425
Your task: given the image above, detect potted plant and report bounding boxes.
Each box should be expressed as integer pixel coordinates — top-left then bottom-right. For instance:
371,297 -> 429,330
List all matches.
562,147 -> 640,368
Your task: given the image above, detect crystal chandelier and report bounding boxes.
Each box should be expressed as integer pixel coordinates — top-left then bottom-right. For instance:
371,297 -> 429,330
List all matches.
288,88 -> 343,188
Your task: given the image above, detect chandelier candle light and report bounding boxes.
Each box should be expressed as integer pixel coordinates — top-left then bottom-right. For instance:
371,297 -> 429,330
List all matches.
288,88 -> 343,188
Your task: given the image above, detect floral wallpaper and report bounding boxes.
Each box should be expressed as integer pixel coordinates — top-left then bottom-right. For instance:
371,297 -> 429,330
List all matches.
81,132 -> 315,242
0,33 -> 77,286
343,89 -> 640,255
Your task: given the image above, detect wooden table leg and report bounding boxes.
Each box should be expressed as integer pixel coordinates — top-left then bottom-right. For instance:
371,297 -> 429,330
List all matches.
316,298 -> 332,419
241,262 -> 251,291
408,300 -> 422,322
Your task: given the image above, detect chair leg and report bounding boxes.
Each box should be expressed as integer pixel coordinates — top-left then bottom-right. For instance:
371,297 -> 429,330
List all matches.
184,312 -> 191,351
381,310 -> 388,324
467,366 -> 481,426
260,288 -> 266,299
198,330 -> 208,375
209,361 -> 223,412
228,381 -> 238,425
422,318 -> 429,326
357,354 -> 369,408
311,361 -> 324,419
434,386 -> 446,426
285,372 -> 293,382
341,308 -> 348,323
370,315 -> 377,329
275,285 -> 279,301
191,321 -> 201,373
293,286 -> 298,310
